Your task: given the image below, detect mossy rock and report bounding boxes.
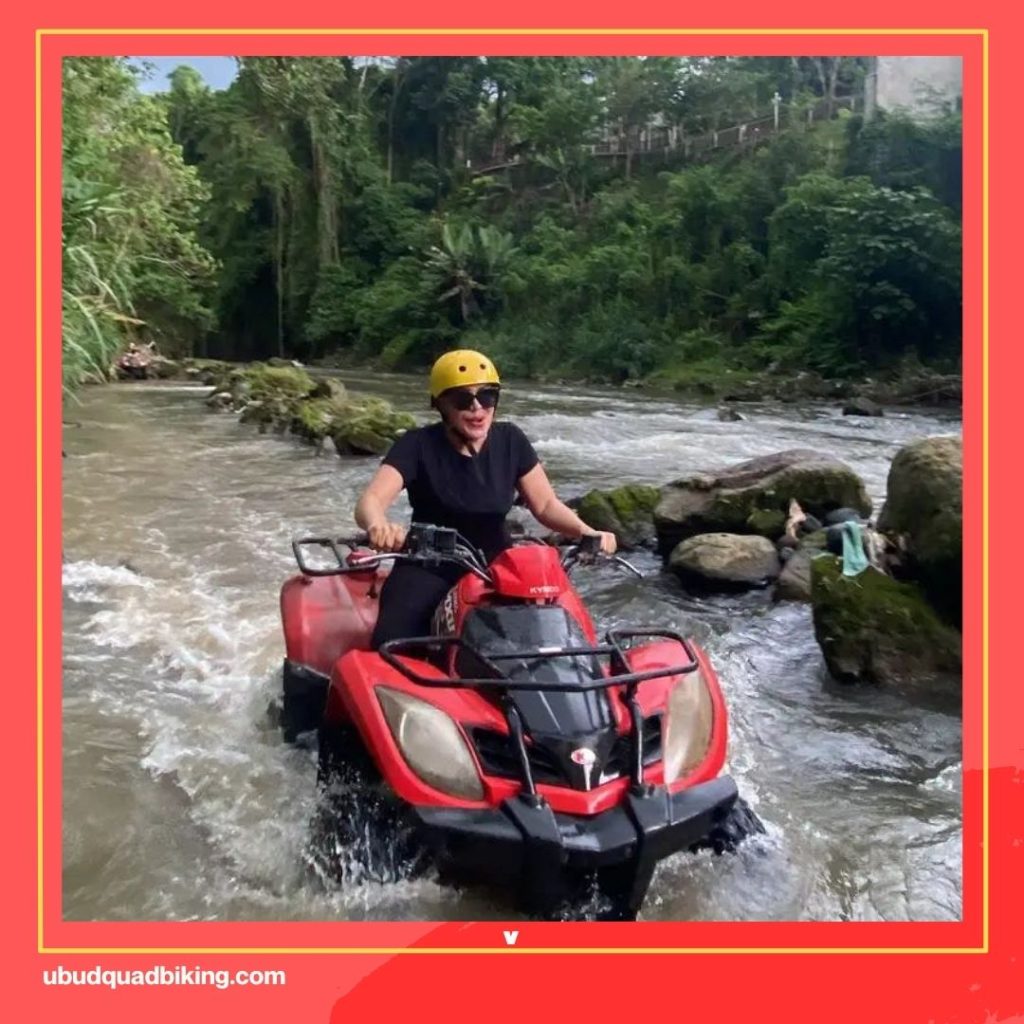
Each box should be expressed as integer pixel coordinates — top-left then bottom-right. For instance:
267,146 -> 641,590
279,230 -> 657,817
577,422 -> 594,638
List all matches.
745,507 -> 787,537
810,556 -> 960,701
330,404 -> 416,457
576,484 -> 661,550
877,436 -> 961,625
245,364 -> 315,402
307,378 -> 348,402
654,449 -> 871,556
209,369 -> 251,409
289,397 -> 338,442
192,361 -> 236,388
800,528 -> 829,550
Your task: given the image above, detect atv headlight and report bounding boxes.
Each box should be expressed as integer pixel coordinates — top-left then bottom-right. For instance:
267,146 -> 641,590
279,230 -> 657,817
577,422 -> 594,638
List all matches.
662,670 -> 714,784
377,687 -> 484,800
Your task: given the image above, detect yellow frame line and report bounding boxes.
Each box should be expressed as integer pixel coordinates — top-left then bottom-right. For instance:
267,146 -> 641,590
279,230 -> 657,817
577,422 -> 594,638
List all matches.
41,946 -> 988,955
38,27 -> 987,35
980,25 -> 990,954
37,28 -> 983,954
36,26 -> 45,955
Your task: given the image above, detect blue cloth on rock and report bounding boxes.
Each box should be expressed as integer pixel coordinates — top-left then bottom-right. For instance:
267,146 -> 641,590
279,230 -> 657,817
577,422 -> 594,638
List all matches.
840,520 -> 870,577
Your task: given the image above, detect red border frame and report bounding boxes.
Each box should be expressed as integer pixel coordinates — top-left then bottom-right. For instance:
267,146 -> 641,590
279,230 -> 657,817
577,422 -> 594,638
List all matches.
5,2 -> 1021,1020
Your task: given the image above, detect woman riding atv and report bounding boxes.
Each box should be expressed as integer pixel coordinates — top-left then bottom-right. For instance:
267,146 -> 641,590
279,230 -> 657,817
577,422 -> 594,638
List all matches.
354,349 -> 617,648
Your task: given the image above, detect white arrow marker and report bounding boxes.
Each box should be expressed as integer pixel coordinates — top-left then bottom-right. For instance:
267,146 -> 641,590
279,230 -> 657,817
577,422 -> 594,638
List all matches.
503,930 -> 519,946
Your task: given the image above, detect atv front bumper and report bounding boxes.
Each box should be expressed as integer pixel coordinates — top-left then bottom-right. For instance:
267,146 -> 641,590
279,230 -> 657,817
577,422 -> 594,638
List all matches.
414,776 -> 738,917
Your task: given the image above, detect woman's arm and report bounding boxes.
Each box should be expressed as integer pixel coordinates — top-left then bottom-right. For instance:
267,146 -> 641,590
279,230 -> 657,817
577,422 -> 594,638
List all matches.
516,463 -> 617,554
354,464 -> 408,551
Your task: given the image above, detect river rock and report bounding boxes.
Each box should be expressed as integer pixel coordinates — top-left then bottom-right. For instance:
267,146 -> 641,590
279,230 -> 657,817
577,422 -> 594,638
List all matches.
575,484 -> 661,550
654,449 -> 872,556
193,361 -> 236,387
205,391 -> 234,411
717,405 -> 744,422
669,533 -> 781,591
877,435 -> 962,625
824,507 -> 865,526
842,398 -> 884,417
810,556 -> 960,701
774,547 -> 820,602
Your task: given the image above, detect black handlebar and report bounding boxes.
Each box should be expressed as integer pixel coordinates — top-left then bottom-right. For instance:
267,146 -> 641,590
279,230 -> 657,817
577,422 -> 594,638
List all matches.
291,522 -> 641,580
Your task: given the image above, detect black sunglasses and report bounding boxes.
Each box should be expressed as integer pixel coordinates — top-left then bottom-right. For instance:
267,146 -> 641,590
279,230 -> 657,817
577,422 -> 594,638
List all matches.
445,386 -> 501,411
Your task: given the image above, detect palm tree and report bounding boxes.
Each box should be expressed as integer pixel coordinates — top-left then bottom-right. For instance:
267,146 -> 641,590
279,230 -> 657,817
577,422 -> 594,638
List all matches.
425,221 -> 517,323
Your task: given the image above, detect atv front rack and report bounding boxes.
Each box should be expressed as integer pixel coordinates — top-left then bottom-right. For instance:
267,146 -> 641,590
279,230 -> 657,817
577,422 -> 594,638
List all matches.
379,630 -> 699,796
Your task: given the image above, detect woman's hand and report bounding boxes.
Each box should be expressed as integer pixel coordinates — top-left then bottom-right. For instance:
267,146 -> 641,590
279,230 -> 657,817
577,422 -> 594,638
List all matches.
582,528 -> 618,555
367,521 -> 408,552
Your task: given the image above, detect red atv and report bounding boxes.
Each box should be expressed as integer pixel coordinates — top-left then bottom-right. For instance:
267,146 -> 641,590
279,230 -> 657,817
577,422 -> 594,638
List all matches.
280,523 -> 761,919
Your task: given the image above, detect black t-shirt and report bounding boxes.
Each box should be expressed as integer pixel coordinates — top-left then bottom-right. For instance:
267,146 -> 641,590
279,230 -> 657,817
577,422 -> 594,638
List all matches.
381,421 -> 540,561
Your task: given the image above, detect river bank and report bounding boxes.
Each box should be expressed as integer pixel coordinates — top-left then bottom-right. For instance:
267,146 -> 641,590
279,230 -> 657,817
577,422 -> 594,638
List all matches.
114,351 -> 962,416
307,351 -> 962,410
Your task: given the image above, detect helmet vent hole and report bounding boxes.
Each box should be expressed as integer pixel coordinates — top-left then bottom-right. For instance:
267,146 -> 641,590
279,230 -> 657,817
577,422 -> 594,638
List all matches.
458,365 -> 466,372
480,363 -> 486,369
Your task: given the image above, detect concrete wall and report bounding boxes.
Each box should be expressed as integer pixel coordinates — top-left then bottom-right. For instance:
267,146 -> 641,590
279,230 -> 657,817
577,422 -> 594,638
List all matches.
865,57 -> 962,120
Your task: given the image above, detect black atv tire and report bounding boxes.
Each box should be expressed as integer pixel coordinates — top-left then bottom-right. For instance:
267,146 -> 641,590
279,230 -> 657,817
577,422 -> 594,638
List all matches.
688,796 -> 766,855
281,660 -> 328,744
306,721 -> 431,886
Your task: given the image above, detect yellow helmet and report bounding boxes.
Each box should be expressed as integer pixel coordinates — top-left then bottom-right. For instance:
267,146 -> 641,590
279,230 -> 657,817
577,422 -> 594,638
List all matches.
429,349 -> 501,399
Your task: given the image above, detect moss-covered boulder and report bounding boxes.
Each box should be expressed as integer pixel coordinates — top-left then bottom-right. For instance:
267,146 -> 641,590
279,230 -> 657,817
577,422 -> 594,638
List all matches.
246,363 -> 316,402
669,533 -> 781,591
575,484 -> 661,550
810,556 -> 960,700
186,359 -> 236,388
195,362 -> 416,458
877,436 -> 962,625
289,397 -> 340,443
307,378 -> 348,402
654,449 -> 872,556
746,507 -> 788,537
329,399 -> 416,457
208,368 -> 251,410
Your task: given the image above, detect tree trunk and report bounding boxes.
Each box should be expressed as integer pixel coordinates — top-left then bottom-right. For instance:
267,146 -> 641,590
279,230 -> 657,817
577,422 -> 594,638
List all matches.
310,119 -> 340,269
493,84 -> 506,162
387,91 -> 398,184
386,68 -> 406,185
811,58 -> 830,114
274,189 -> 286,358
827,58 -> 842,115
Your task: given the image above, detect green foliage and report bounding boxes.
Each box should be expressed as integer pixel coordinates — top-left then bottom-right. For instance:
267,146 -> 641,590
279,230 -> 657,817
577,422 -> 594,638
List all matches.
760,173 -> 961,373
67,56 -> 960,387
62,57 -> 216,390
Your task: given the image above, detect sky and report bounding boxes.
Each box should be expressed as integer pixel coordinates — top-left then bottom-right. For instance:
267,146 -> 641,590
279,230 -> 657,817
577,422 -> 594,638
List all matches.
133,56 -> 238,93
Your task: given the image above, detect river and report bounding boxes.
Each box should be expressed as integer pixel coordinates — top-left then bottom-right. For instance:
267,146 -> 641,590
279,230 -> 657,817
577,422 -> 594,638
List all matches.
62,372 -> 962,922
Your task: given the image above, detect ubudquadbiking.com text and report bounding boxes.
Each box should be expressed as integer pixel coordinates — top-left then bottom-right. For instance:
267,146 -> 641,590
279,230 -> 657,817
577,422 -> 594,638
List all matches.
42,965 -> 286,990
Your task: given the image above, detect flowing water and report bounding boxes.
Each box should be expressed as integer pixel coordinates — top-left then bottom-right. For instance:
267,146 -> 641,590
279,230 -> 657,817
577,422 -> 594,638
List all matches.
62,372 -> 963,922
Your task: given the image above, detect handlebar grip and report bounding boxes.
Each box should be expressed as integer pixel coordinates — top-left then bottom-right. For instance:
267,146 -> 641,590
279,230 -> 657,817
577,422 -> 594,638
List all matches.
336,533 -> 370,549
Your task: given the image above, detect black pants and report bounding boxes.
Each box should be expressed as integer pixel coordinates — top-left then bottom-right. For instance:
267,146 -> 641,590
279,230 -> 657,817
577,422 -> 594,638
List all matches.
370,562 -> 466,649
